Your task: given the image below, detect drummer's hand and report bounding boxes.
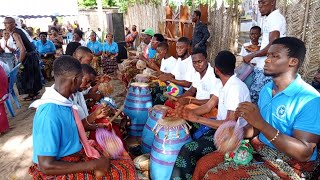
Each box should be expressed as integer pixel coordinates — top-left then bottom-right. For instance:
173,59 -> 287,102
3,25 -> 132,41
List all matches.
180,106 -> 199,122
177,97 -> 191,105
93,104 -> 111,119
159,73 -> 173,82
88,93 -> 104,102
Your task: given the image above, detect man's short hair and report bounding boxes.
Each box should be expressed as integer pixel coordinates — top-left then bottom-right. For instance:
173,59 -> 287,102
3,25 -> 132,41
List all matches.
157,42 -> 169,50
39,32 -> 48,37
177,37 -> 191,46
65,42 -> 81,56
194,10 -> 201,18
154,33 -> 165,42
75,46 -> 92,54
214,50 -> 236,76
74,29 -> 83,38
53,55 -> 82,78
192,48 -> 207,59
272,37 -> 306,68
81,64 -> 97,76
250,26 -> 261,33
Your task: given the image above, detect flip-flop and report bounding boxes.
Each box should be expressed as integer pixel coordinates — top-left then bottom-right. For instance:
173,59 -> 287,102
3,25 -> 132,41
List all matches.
23,95 -> 38,101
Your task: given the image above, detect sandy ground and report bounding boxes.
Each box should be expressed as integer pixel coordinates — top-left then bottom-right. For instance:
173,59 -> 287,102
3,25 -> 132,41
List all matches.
0,79 -> 127,180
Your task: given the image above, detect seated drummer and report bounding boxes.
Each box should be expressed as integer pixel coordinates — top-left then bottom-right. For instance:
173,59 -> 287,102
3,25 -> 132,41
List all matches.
159,37 -> 196,91
129,27 -> 154,60
28,56 -> 137,179
35,32 -> 56,81
193,37 -> 320,180
170,51 -> 251,180
140,33 -> 165,72
177,49 -> 219,106
158,42 -> 177,74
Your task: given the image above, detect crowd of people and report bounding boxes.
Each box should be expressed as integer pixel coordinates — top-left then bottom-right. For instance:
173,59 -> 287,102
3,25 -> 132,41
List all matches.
0,0 -> 320,179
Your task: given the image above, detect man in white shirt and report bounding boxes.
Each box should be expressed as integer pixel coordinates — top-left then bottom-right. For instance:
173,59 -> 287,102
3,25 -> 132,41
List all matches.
159,37 -> 196,90
170,51 -> 251,180
177,49 -> 219,106
243,0 -> 286,103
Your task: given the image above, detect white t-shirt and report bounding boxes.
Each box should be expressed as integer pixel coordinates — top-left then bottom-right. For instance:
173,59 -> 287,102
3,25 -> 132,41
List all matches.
212,74 -> 251,120
254,9 -> 286,70
71,91 -> 89,120
240,42 -> 261,65
192,65 -> 220,100
171,56 -> 196,89
0,37 -> 17,53
160,56 -> 177,74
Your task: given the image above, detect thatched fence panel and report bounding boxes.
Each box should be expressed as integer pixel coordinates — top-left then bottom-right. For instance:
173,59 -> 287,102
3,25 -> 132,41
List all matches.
124,4 -> 165,33
277,0 -> 320,82
205,1 -> 240,62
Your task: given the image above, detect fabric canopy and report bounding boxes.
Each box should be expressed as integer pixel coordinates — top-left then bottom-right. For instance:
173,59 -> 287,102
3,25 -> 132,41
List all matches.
0,0 -> 78,18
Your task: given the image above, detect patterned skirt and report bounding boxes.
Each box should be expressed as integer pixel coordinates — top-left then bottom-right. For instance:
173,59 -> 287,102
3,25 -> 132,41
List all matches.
28,142 -> 138,180
16,51 -> 42,95
193,137 -> 320,180
249,68 -> 272,104
41,56 -> 55,81
102,57 -> 118,75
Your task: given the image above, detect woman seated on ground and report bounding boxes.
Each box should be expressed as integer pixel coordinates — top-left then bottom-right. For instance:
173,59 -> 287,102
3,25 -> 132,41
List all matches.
29,55 -> 137,179
193,37 -> 320,180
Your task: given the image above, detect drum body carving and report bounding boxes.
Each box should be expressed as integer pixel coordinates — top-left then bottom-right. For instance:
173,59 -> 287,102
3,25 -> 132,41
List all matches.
123,82 -> 152,137
141,105 -> 170,153
150,118 -> 192,180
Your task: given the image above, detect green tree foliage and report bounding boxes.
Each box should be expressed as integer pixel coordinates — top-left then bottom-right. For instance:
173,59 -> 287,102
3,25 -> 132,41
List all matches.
78,0 -> 116,9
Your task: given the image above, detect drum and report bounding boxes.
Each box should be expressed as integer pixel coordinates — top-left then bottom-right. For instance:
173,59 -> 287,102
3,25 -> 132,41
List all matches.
141,105 -> 170,153
123,82 -> 153,137
150,117 -> 192,180
135,74 -> 150,83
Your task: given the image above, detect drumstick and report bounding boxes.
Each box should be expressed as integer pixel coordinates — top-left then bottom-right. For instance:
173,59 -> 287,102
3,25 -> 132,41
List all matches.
163,92 -> 178,101
109,105 -> 124,123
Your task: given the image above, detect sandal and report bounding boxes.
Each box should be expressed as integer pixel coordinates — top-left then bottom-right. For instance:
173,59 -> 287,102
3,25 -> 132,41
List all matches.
23,93 -> 39,101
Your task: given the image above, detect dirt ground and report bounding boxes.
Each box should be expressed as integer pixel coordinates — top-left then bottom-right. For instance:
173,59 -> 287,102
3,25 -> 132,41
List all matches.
0,79 -> 127,180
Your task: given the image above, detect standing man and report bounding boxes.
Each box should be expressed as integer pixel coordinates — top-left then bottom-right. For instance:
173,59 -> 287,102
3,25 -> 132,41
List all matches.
243,0 -> 286,104
191,10 -> 210,53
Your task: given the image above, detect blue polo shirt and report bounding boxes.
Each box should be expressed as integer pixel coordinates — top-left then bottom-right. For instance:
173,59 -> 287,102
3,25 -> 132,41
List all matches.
32,103 -> 82,164
102,41 -> 118,54
148,48 -> 156,59
258,75 -> 320,161
35,40 -> 56,55
87,40 -> 102,54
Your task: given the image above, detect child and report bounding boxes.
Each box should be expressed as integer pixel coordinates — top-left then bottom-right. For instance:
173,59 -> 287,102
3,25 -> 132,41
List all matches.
158,42 -> 177,74
240,26 -> 261,66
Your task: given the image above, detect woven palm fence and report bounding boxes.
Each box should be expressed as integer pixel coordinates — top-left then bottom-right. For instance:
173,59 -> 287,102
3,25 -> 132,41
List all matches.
277,0 -> 320,82
206,0 -> 240,62
124,4 -> 165,33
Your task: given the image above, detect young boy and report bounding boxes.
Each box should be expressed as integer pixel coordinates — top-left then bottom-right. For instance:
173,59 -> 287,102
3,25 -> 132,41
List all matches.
240,26 -> 261,66
158,42 -> 177,74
